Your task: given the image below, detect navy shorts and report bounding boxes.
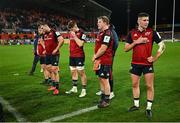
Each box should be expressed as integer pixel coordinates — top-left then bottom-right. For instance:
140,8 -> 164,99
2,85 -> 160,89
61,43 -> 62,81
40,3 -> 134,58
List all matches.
96,65 -> 112,79
69,57 -> 85,67
40,56 -> 46,65
45,54 -> 59,66
130,64 -> 154,76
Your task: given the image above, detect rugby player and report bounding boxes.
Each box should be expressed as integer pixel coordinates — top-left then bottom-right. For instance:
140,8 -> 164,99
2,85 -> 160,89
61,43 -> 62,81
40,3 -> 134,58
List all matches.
124,12 -> 165,118
65,20 -> 87,98
92,16 -> 114,108
36,26 -> 50,85
40,23 -> 64,95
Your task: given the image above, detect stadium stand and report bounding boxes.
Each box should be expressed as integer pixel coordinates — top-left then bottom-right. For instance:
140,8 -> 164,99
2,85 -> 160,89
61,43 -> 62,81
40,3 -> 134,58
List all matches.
0,0 -> 112,45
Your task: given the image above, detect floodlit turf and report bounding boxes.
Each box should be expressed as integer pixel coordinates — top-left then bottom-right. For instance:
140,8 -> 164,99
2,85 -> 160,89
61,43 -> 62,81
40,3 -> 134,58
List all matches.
0,42 -> 180,122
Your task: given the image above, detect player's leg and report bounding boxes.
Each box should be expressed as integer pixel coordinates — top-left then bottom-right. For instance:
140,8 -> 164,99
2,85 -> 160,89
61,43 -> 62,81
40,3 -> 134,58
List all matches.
50,55 -> 60,95
109,68 -> 115,99
143,65 -> 154,118
97,65 -> 111,108
47,64 -> 56,91
109,56 -> 115,99
98,77 -> 110,108
40,57 -> 48,84
128,64 -> 142,112
29,54 -> 39,75
51,66 -> 59,93
44,66 -> 51,85
77,57 -> 87,97
78,68 -> 87,97
66,67 -> 78,94
66,57 -> 80,94
129,74 -> 141,110
144,72 -> 154,118
47,55 -> 57,93
144,73 -> 154,102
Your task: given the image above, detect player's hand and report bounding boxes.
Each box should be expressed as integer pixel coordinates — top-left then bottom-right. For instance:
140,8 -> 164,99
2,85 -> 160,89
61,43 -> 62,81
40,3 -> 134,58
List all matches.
42,51 -> 46,55
70,31 -> 76,38
52,49 -> 57,55
92,54 -> 96,62
135,37 -> 148,44
147,56 -> 157,63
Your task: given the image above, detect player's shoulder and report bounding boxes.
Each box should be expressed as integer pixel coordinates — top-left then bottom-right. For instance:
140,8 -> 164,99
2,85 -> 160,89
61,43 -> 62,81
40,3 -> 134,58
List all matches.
130,28 -> 138,33
50,28 -> 56,33
78,29 -> 85,34
104,28 -> 111,35
146,28 -> 153,32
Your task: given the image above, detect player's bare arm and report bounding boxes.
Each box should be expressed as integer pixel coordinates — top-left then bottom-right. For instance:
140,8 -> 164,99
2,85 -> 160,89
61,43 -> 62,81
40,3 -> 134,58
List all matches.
147,41 -> 166,63
52,36 -> 64,55
70,31 -> 84,47
92,44 -> 108,62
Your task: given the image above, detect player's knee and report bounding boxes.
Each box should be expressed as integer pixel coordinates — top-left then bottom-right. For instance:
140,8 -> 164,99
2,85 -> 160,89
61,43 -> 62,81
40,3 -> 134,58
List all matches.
132,82 -> 139,88
146,84 -> 153,91
78,70 -> 85,77
41,65 -> 46,70
51,67 -> 58,73
46,65 -> 51,71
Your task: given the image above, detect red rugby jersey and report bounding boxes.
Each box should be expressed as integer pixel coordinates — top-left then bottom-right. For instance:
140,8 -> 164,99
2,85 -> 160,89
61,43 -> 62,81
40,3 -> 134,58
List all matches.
43,30 -> 60,55
95,28 -> 114,65
126,28 -> 162,65
37,39 -> 45,57
69,30 -> 86,57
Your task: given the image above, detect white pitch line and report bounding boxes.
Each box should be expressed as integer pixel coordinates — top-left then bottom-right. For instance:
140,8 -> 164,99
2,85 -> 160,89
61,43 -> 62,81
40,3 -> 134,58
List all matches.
44,105 -> 98,122
0,96 -> 26,122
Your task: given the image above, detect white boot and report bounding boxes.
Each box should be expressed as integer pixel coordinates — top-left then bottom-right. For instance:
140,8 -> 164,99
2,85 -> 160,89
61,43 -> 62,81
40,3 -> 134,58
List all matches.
65,86 -> 78,94
79,89 -> 86,97
40,68 -> 43,72
96,90 -> 102,96
109,92 -> 115,99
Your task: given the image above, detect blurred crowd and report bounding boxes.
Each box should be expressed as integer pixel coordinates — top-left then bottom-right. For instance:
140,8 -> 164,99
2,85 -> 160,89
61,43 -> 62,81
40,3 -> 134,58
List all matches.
0,8 -> 98,45
0,8 -> 93,32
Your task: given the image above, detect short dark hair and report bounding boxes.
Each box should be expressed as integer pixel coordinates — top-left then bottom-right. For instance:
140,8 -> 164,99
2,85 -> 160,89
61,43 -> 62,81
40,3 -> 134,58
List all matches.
67,20 -> 77,30
97,16 -> 110,25
138,12 -> 149,18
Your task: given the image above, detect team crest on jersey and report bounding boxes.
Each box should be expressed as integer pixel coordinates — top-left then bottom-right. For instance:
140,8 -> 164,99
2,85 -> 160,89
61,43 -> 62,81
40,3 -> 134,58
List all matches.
145,32 -> 151,36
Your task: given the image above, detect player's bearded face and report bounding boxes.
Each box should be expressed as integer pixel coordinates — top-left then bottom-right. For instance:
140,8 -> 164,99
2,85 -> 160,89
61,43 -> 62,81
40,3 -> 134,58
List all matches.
138,17 -> 149,29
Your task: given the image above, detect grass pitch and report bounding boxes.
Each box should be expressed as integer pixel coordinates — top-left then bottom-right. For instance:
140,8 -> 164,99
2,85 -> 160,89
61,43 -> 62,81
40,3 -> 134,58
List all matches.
0,42 -> 180,122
